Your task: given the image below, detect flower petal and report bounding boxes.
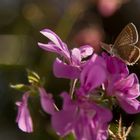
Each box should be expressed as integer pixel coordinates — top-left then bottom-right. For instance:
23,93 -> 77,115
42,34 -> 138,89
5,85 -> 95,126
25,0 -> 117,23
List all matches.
52,110 -> 76,136
71,48 -> 82,65
81,65 -> 106,92
102,52 -> 129,76
40,29 -> 64,49
16,92 -> 33,133
51,93 -> 77,136
74,103 -> 112,140
128,84 -> 140,98
114,74 -> 135,90
80,54 -> 107,93
79,45 -> 94,59
115,74 -> 140,98
117,95 -> 140,114
39,87 -> 55,115
39,29 -> 70,59
60,92 -> 76,110
38,42 -> 62,54
53,58 -> 81,79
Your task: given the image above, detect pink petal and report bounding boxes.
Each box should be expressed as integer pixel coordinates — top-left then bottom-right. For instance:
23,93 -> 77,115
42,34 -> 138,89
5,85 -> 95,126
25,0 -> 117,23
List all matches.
40,29 -> 63,49
39,29 -> 70,59
38,42 -> 61,54
79,54 -> 107,93
53,58 -> 81,79
16,92 -> 33,133
51,110 -> 76,136
102,52 -> 129,75
39,87 -> 55,115
117,96 -> 140,114
115,74 -> 135,90
71,48 -> 81,65
79,45 -> 94,58
128,84 -> 140,98
51,93 -> 77,136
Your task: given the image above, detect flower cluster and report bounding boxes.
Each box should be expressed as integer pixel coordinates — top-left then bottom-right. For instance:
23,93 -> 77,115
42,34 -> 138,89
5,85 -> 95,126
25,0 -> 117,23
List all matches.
13,29 -> 140,140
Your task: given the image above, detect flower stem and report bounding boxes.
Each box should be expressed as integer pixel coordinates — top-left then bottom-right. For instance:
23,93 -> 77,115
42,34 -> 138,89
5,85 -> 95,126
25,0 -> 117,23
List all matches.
69,79 -> 78,99
53,103 -> 59,111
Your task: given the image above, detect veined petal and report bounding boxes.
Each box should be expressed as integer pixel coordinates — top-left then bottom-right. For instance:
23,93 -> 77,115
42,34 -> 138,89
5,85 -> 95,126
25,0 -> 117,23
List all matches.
114,74 -> 135,90
74,118 -> 96,140
79,45 -> 94,59
38,42 -> 70,60
40,29 -> 64,49
16,92 -> 33,133
38,42 -> 62,53
53,58 -> 81,79
74,103 -> 112,140
115,74 -> 140,98
39,29 -> 70,60
71,48 -> 82,65
117,95 -> 140,114
127,84 -> 140,98
51,93 -> 112,140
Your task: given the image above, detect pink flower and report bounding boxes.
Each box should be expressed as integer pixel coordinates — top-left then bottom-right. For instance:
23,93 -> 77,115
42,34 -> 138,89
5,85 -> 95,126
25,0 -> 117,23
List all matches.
39,87 -> 55,115
50,53 -> 111,139
51,92 -> 112,140
103,53 -> 140,114
16,92 -> 33,133
102,53 -> 129,96
102,52 -> 128,77
15,87 -> 56,132
78,53 -> 107,95
113,74 -> 140,114
38,29 -> 71,60
38,29 -> 93,79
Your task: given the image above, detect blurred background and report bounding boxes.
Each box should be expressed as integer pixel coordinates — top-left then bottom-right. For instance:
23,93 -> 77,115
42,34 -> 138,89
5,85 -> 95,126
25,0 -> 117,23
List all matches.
1,0 -> 140,139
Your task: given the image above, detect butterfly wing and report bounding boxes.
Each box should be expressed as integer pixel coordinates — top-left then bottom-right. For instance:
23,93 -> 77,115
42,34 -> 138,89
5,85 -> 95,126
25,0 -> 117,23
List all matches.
114,23 -> 138,47
114,44 -> 140,65
100,42 -> 112,54
101,23 -> 140,65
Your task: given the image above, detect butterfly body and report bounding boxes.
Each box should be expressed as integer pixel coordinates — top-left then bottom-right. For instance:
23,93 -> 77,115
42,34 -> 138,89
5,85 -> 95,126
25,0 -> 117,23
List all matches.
101,23 -> 140,65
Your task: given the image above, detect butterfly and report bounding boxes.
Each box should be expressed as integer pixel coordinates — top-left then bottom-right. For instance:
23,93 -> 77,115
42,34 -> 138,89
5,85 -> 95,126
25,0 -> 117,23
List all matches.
101,23 -> 140,65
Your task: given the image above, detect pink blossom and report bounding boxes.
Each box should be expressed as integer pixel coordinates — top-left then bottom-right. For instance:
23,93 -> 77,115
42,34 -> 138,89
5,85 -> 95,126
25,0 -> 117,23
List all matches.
39,87 -> 55,115
51,92 -> 112,140
113,74 -> 140,114
78,53 -> 107,95
16,92 -> 33,133
16,87 -> 56,133
103,53 -> 140,114
38,29 -> 94,79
